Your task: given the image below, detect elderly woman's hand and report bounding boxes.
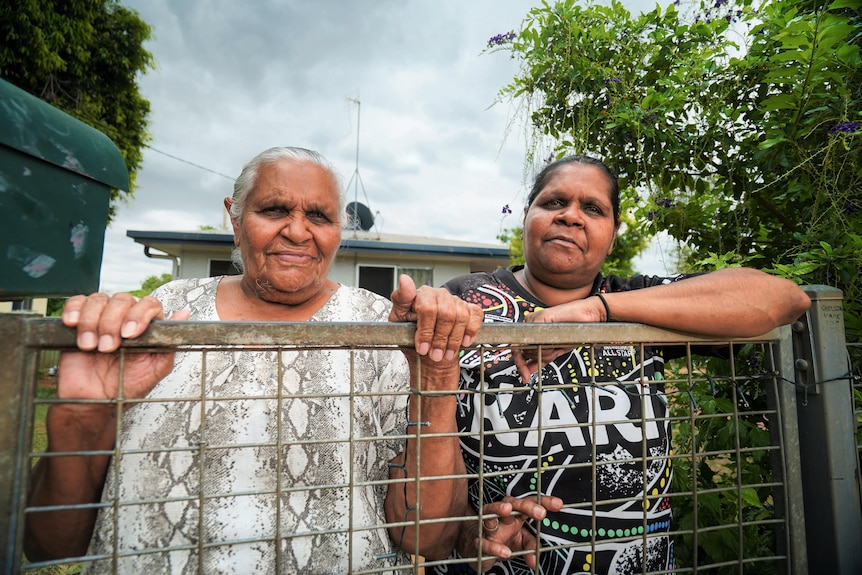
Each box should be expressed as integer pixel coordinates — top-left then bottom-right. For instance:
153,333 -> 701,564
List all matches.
58,293 -> 190,402
460,495 -> 564,572
389,274 -> 483,364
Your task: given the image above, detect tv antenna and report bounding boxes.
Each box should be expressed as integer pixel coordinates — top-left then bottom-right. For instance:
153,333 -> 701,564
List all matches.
344,96 -> 376,236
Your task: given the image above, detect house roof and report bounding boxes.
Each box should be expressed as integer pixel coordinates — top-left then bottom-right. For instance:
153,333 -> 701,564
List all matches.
126,229 -> 510,263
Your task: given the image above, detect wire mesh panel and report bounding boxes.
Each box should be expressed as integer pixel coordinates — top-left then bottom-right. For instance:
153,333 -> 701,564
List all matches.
4,317 -> 806,574
851,342 -> 862,468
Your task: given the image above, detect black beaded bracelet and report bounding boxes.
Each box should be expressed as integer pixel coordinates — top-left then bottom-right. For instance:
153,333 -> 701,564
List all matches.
594,292 -> 611,322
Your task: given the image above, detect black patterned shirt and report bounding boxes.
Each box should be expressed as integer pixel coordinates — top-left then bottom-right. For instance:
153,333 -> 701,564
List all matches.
434,267 -> 693,575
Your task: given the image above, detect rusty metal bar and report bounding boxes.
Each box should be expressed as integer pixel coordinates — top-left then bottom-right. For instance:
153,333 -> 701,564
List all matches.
2,314 -> 819,574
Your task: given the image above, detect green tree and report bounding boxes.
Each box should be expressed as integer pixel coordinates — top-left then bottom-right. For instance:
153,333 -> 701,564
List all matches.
491,0 -> 861,340
491,0 -> 861,569
45,297 -> 65,317
0,0 -> 155,222
128,272 -> 172,299
44,272 -> 172,317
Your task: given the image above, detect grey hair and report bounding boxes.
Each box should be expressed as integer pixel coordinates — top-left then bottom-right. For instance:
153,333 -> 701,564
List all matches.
228,146 -> 344,272
230,146 -> 344,220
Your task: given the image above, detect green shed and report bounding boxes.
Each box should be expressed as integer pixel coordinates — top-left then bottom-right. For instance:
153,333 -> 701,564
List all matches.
0,78 -> 129,299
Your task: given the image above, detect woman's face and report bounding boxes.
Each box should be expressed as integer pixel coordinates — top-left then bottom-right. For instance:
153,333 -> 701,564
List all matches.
230,158 -> 341,303
523,163 -> 619,289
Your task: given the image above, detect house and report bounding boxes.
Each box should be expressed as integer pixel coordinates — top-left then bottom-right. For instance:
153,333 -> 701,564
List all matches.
0,299 -> 47,314
127,228 -> 510,296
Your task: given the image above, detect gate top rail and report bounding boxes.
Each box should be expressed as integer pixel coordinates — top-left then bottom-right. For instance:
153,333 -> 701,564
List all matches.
14,316 -> 785,349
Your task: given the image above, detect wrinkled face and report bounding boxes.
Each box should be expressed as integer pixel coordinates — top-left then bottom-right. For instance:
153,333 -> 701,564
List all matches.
229,159 -> 341,303
523,163 -> 619,288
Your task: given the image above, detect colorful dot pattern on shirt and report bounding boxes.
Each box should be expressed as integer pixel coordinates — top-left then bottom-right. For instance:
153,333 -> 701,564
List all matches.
540,518 -> 672,539
437,269 -> 682,575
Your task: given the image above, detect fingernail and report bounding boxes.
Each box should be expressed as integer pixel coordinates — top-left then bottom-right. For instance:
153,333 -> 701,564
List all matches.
418,342 -> 430,356
121,321 -> 138,338
462,335 -> 472,347
66,310 -> 80,324
79,331 -> 97,350
432,348 -> 444,362
445,349 -> 455,361
98,334 -> 114,351
500,548 -> 511,558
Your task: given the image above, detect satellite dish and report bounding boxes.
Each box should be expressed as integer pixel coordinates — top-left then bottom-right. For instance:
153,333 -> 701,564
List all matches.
346,201 -> 374,231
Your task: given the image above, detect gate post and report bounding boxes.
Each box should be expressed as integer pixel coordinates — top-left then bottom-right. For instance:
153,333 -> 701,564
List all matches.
0,313 -> 39,574
795,285 -> 862,574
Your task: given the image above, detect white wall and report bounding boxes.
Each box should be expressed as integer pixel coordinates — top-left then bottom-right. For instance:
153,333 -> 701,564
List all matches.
174,249 -> 487,289
0,298 -> 48,315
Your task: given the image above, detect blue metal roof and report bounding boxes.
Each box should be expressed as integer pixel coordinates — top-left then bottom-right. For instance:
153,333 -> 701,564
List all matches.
126,230 -> 509,259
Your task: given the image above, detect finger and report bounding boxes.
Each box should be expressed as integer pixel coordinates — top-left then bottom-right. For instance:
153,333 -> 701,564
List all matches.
475,537 -> 512,567
168,309 -> 191,321
412,287 -> 445,359
482,515 -> 501,534
420,293 -> 482,362
525,306 -> 562,324
429,294 -> 468,362
512,347 -> 536,384
96,293 -> 153,352
507,494 -> 564,521
462,302 -> 483,348
538,347 -> 570,366
439,299 -> 474,362
115,295 -> 168,341
60,294 -> 89,327
72,293 -> 112,350
537,494 -> 565,512
483,500 -> 514,516
519,533 -> 540,570
77,294 -> 162,353
388,274 -> 418,323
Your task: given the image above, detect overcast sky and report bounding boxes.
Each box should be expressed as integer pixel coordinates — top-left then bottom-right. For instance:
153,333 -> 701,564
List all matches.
102,0 -> 664,293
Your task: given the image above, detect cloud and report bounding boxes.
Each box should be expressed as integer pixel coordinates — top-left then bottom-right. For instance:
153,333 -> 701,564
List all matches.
101,0 -> 660,293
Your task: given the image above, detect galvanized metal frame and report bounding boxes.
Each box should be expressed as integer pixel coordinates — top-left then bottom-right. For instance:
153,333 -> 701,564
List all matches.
2,313 -> 849,574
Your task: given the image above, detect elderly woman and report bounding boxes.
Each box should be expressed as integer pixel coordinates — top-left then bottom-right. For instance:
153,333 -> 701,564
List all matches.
24,146 -> 481,573
413,155 -> 812,574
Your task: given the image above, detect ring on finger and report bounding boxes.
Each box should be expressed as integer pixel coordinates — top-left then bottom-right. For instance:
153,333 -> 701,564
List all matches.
482,517 -> 500,534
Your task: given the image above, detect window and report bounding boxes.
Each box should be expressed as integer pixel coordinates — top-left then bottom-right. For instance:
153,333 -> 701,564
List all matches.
357,266 -> 433,297
209,260 -> 242,277
358,266 -> 394,298
398,267 -> 433,289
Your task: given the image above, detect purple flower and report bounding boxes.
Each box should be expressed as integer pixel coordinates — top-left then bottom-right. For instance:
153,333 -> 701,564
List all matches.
829,121 -> 859,134
658,197 -> 673,208
647,210 -> 659,220
748,353 -> 761,370
501,204 -> 512,215
843,199 -> 860,215
487,31 -> 516,47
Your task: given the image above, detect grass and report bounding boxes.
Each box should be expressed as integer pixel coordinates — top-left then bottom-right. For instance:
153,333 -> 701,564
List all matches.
23,378 -> 83,575
31,381 -> 54,456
